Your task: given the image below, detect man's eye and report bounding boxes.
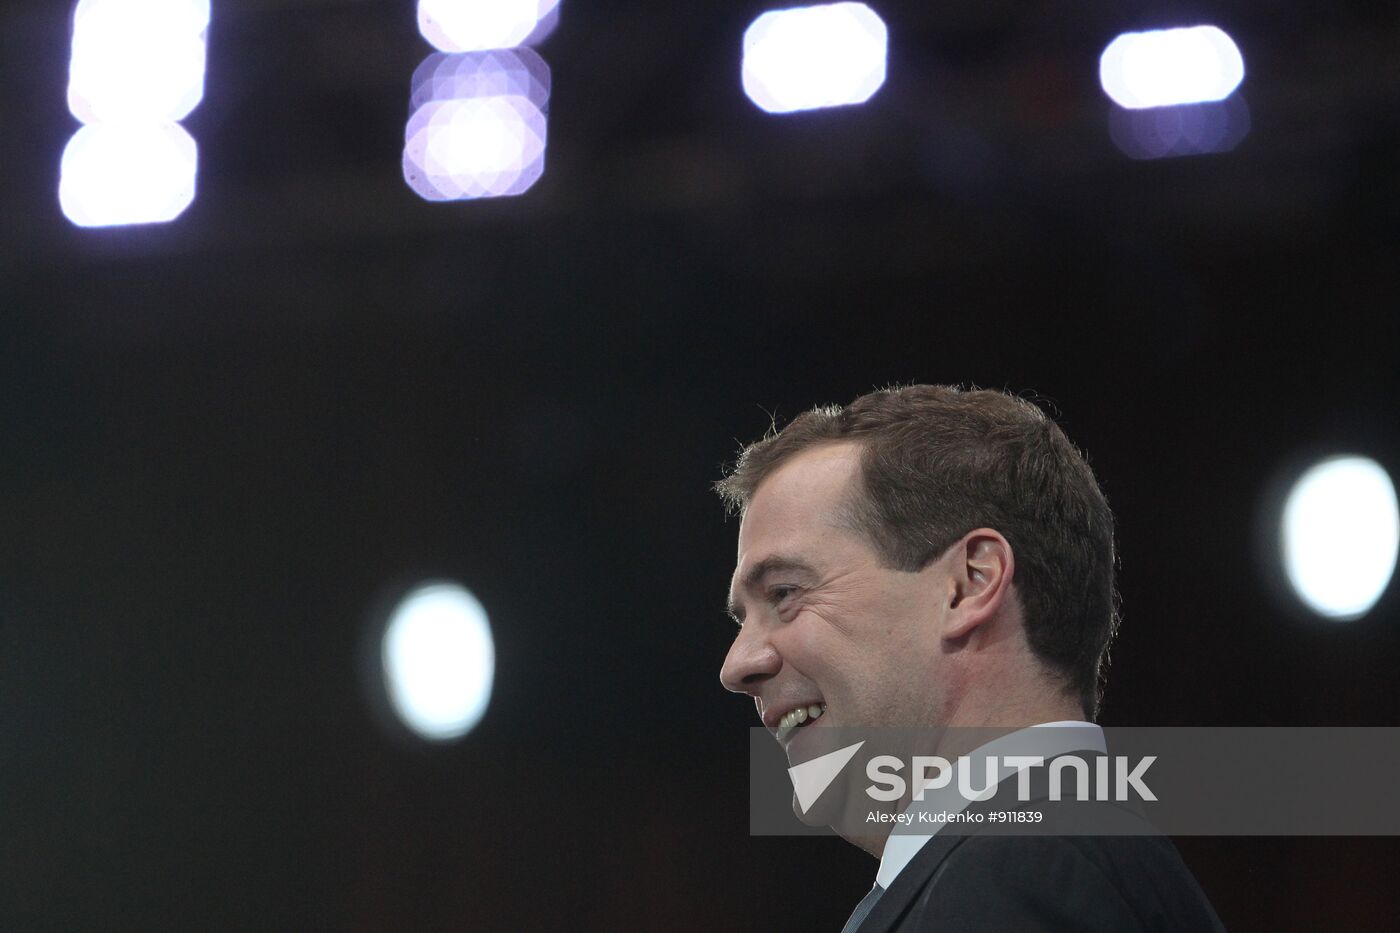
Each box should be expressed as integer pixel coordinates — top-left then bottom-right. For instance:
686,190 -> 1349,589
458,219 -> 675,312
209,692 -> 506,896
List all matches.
770,586 -> 797,605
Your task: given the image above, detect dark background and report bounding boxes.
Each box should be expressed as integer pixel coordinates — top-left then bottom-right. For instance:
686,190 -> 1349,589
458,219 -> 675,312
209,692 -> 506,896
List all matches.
3,0 -> 1399,929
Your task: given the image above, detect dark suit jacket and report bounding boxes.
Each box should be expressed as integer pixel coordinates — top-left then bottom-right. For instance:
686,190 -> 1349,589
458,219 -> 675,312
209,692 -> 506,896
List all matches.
855,754 -> 1226,932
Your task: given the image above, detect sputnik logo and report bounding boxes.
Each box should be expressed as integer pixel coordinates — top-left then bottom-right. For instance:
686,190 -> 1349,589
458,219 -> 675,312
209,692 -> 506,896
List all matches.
787,740 -> 866,814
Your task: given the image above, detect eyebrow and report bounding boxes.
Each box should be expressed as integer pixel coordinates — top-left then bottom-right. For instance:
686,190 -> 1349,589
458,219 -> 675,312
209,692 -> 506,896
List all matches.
725,555 -> 819,623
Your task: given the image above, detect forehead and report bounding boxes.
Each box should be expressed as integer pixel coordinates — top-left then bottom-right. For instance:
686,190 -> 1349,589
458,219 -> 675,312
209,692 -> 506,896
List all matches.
735,441 -> 864,562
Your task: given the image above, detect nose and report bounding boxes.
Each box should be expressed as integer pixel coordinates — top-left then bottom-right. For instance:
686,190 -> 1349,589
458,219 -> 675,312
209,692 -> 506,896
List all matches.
720,623 -> 781,696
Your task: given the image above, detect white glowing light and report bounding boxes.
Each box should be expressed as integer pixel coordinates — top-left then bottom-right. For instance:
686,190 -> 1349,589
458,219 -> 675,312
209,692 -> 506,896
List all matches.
1281,456 -> 1399,621
62,0 -> 208,228
74,0 -> 210,37
68,0 -> 210,123
404,51 -> 551,202
59,123 -> 198,227
742,2 -> 887,114
1100,26 -> 1244,110
382,583 -> 495,741
418,0 -> 559,53
404,94 -> 547,201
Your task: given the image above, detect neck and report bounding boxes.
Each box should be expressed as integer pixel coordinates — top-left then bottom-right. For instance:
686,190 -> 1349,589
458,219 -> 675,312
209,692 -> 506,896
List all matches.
841,698 -> 1090,859
943,694 -> 1086,730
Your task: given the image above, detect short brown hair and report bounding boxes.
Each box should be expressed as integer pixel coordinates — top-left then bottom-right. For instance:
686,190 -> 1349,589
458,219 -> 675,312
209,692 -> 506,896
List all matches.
715,384 -> 1119,719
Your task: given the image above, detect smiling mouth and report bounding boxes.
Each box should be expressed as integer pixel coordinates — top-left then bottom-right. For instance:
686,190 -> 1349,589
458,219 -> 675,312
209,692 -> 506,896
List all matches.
775,703 -> 826,742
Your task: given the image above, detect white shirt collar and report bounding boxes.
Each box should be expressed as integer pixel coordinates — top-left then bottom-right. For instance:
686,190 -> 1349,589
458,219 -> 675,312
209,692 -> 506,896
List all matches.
875,721 -> 1106,890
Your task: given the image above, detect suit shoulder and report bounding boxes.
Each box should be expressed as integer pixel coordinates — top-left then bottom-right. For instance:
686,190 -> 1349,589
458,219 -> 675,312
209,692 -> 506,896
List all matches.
899,835 -> 1225,933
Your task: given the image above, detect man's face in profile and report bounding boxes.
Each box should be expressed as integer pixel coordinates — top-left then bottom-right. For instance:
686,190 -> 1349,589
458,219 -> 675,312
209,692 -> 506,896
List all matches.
721,441 -> 955,763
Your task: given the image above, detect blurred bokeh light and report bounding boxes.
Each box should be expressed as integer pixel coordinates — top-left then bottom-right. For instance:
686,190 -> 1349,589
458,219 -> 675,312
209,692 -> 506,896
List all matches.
1099,26 -> 1244,110
403,50 -> 550,201
58,123 -> 198,227
410,48 -> 551,113
1108,94 -> 1250,160
1281,456 -> 1399,621
67,0 -> 208,123
382,582 -> 495,742
417,0 -> 559,53
742,2 -> 887,114
61,0 -> 207,227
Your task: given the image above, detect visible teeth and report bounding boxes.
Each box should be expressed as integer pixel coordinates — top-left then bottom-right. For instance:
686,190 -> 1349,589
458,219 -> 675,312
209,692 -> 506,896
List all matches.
777,703 -> 827,734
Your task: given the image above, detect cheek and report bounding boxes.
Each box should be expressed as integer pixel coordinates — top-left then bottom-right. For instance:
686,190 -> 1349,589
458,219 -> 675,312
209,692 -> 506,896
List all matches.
773,619 -> 840,687
783,616 -> 869,702
867,592 -> 933,650
777,622 -> 824,672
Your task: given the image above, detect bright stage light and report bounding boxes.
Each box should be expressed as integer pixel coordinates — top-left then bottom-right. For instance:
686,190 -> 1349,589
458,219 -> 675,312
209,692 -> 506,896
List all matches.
418,0 -> 559,53
59,123 -> 198,227
404,95 -> 547,201
68,0 -> 209,123
742,2 -> 887,114
382,582 -> 495,741
403,50 -> 549,202
61,0 -> 208,227
1100,26 -> 1244,110
1281,456 -> 1399,621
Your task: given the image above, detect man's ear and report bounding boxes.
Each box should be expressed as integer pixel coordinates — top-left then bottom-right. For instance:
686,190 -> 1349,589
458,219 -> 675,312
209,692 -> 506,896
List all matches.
943,529 -> 1015,640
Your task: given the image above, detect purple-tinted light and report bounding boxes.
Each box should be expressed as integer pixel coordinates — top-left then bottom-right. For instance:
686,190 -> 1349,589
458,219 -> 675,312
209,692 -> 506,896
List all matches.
1108,94 -> 1250,160
403,50 -> 551,202
410,49 -> 551,112
404,96 -> 547,201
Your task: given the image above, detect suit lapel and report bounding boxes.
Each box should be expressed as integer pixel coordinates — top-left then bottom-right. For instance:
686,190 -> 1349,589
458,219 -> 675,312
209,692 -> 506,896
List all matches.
855,833 -> 968,933
850,748 -> 1120,931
